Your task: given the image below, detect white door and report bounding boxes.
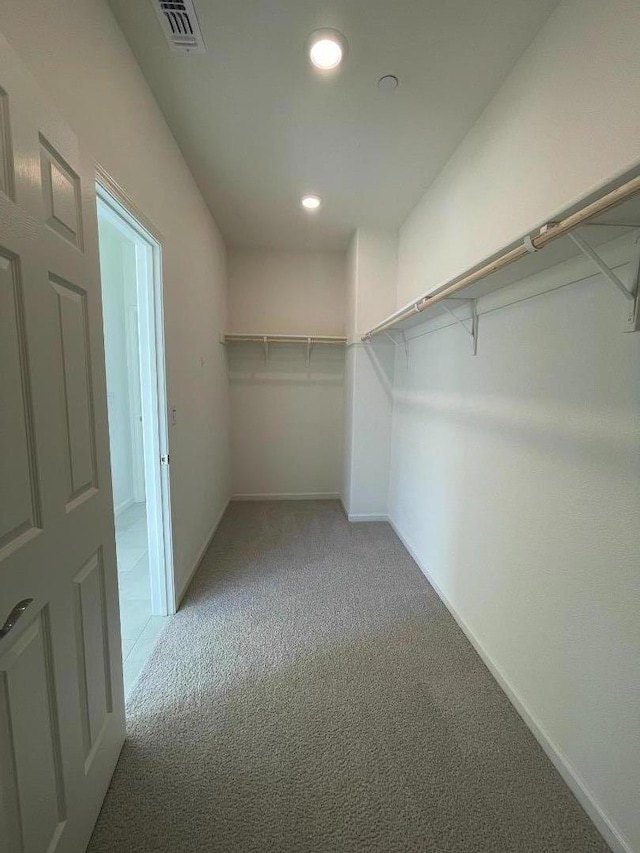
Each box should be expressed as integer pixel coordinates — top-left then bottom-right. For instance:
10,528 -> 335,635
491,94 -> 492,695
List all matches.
0,31 -> 125,853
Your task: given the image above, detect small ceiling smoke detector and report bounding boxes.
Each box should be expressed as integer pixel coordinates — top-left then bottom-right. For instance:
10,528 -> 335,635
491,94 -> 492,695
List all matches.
378,75 -> 399,92
301,194 -> 322,211
307,29 -> 347,71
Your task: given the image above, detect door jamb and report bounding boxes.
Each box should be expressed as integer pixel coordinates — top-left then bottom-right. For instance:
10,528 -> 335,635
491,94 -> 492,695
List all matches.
95,168 -> 176,616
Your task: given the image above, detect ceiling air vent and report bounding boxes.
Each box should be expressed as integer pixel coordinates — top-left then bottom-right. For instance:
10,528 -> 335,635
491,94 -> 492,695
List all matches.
153,0 -> 206,53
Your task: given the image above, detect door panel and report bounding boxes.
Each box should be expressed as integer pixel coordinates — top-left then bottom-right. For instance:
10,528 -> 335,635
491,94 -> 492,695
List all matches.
0,29 -> 125,853
0,86 -> 13,200
72,551 -> 112,770
50,273 -> 98,508
40,135 -> 83,250
0,611 -> 66,853
0,247 -> 41,554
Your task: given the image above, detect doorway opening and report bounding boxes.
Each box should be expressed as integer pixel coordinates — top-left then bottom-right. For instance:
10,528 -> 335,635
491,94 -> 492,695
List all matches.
96,179 -> 174,697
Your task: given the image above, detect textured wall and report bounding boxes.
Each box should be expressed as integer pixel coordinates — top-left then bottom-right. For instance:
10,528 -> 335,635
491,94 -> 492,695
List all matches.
228,249 -> 345,336
342,230 -> 396,518
397,0 -> 640,309
0,0 -> 230,598
228,249 -> 346,498
389,4 -> 640,846
389,236 -> 640,853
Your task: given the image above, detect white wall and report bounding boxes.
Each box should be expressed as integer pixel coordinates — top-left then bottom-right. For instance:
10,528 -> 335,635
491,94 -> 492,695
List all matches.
385,3 -> 640,848
389,237 -> 640,853
346,230 -> 398,342
397,0 -> 640,308
229,343 -> 345,498
228,249 -> 345,334
342,342 -> 394,519
228,249 -> 346,498
0,0 -> 230,599
342,230 -> 396,519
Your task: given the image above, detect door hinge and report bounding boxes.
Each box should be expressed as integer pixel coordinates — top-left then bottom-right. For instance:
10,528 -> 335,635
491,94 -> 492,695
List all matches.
161,454 -> 170,465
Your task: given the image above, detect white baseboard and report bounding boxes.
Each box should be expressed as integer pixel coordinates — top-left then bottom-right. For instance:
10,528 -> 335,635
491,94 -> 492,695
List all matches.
388,517 -> 633,853
177,498 -> 230,606
347,512 -> 390,522
114,496 -> 134,517
231,492 -> 339,501
338,498 -> 390,523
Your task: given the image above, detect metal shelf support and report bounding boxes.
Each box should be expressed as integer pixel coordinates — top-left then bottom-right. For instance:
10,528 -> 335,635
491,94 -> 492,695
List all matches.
441,298 -> 478,355
380,330 -> 410,367
568,231 -> 635,301
400,331 -> 409,368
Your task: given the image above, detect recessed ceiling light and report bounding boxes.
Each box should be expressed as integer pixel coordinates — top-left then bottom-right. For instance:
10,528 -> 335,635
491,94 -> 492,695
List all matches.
310,39 -> 342,69
301,194 -> 322,210
307,29 -> 347,71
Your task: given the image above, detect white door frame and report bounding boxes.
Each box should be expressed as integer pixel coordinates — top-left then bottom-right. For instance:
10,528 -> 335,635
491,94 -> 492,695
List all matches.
95,171 -> 176,616
125,302 -> 145,503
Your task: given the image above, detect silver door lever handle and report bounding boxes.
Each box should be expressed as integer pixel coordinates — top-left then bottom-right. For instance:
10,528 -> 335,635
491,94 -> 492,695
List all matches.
0,599 -> 33,638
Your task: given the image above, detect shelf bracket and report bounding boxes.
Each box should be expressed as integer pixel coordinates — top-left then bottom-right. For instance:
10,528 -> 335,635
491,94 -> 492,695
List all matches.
379,330 -> 409,367
306,337 -> 313,367
625,235 -> 640,332
441,298 -> 478,355
399,331 -> 410,369
568,231 -> 635,301
263,336 -> 269,363
382,330 -> 403,346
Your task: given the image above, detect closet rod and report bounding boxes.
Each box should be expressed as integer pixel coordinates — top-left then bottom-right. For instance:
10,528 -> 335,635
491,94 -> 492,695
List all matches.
362,173 -> 640,340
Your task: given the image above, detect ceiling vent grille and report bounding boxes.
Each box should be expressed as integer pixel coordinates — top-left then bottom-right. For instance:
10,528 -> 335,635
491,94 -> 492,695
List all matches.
153,0 -> 206,53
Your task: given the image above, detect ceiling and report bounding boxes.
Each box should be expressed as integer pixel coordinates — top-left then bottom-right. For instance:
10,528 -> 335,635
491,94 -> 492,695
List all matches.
108,0 -> 559,251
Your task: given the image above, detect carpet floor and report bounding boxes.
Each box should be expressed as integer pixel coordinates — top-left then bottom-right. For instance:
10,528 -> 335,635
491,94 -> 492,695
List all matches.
88,500 -> 609,852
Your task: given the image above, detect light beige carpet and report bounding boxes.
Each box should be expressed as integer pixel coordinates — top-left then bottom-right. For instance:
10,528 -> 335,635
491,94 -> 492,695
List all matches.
88,500 -> 609,852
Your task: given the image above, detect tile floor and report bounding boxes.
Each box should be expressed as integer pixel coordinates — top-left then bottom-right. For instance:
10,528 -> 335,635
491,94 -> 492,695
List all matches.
115,502 -> 167,696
